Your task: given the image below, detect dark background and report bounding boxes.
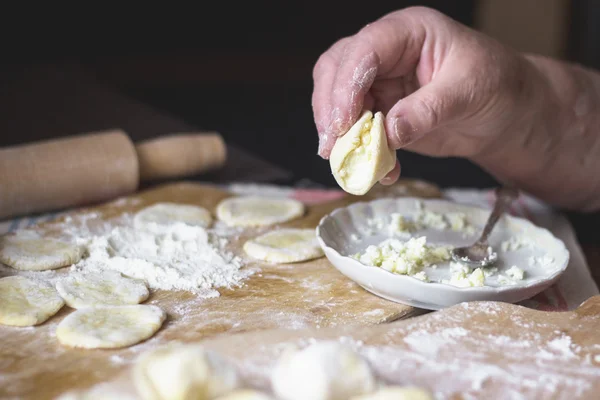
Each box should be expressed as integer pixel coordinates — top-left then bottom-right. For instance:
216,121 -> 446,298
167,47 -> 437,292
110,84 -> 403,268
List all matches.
1,1 -> 599,198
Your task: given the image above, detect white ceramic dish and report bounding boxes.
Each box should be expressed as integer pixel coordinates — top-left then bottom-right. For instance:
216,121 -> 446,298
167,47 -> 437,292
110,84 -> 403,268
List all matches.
316,197 -> 570,310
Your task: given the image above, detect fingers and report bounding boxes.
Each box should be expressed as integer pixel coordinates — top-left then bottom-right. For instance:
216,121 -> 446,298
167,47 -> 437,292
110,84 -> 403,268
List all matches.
327,12 -> 427,140
384,76 -> 470,149
380,159 -> 401,185
313,37 -> 352,158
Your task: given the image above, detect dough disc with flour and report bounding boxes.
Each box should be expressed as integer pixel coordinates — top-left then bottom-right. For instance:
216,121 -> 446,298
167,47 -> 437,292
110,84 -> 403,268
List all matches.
329,110 -> 396,196
216,196 -> 304,227
56,305 -> 166,349
0,234 -> 83,271
0,276 -> 65,326
56,271 -> 149,309
134,202 -> 212,229
133,342 -> 240,400
243,228 -> 324,263
271,341 -> 376,400
214,390 -> 274,400
350,386 -> 434,400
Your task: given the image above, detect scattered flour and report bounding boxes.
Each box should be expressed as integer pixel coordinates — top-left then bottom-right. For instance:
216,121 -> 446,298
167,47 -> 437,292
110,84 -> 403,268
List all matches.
70,221 -> 254,297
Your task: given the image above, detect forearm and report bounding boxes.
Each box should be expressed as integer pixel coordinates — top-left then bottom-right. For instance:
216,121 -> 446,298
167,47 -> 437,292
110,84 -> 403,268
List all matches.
476,54 -> 600,212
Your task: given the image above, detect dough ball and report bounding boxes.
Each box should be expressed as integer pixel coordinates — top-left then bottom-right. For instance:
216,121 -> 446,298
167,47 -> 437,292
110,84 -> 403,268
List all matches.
0,276 -> 64,326
56,305 -> 165,349
56,271 -> 149,309
133,342 -> 240,400
0,233 -> 83,271
243,228 -> 323,263
329,110 -> 396,196
271,341 -> 376,400
134,202 -> 213,229
350,386 -> 434,400
216,196 -> 304,227
214,390 -> 274,400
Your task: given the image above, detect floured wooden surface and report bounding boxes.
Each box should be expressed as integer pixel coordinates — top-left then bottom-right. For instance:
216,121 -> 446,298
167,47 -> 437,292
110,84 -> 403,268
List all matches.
92,296 -> 600,400
0,180 -> 441,399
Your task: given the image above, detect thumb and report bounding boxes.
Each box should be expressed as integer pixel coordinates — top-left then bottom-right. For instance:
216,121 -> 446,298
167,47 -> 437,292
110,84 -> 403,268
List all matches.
384,76 -> 470,149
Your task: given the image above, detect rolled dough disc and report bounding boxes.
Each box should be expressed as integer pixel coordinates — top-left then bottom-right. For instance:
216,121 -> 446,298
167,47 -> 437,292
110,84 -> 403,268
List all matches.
216,196 -> 304,227
56,305 -> 166,349
243,228 -> 324,263
134,202 -> 213,229
55,271 -> 149,309
0,276 -> 65,327
215,390 -> 274,400
0,234 -> 84,271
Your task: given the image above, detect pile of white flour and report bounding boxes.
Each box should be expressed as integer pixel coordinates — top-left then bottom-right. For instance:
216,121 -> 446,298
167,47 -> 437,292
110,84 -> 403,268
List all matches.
69,220 -> 253,298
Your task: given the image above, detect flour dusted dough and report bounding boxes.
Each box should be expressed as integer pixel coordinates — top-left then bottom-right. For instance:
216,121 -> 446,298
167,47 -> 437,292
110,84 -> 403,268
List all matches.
56,271 -> 149,309
214,390 -> 274,400
0,276 -> 65,326
243,228 -> 324,263
350,386 -> 434,400
271,341 -> 376,400
329,110 -> 396,195
216,196 -> 304,227
134,202 -> 212,229
56,305 -> 166,349
133,342 -> 240,400
0,233 -> 83,271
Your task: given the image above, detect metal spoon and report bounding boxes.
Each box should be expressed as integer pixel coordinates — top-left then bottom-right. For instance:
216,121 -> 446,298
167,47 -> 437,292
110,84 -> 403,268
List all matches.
451,186 -> 519,268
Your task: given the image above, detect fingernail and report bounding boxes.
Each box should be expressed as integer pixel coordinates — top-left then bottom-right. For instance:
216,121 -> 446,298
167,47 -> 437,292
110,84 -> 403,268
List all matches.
317,133 -> 332,158
389,116 -> 418,148
380,175 -> 395,185
328,107 -> 342,136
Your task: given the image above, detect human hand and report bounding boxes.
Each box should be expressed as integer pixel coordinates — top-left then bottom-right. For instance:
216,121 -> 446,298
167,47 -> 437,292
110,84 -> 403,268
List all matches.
312,6 -> 538,185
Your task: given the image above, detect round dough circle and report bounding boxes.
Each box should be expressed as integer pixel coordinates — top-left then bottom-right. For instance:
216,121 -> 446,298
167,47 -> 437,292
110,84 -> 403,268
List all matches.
133,342 -> 240,400
56,305 -> 166,349
0,234 -> 84,271
243,228 -> 324,263
0,276 -> 65,326
134,202 -> 212,229
216,196 -> 304,227
56,271 -> 149,309
271,341 -> 376,400
215,390 -> 274,400
350,386 -> 434,400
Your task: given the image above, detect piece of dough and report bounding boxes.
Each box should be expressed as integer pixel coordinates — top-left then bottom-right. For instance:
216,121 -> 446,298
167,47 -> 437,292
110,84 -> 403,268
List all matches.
0,276 -> 65,326
216,196 -> 304,227
214,390 -> 274,400
56,305 -> 166,349
243,228 -> 324,263
56,271 -> 149,309
271,341 -> 376,400
329,110 -> 396,196
134,202 -> 212,229
0,234 -> 84,271
133,342 -> 240,400
350,386 -> 434,400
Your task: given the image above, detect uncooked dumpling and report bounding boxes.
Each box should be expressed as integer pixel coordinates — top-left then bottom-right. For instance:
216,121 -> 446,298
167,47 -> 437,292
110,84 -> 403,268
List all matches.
271,341 -> 376,400
350,386 -> 434,400
133,342 -> 241,400
329,110 -> 396,196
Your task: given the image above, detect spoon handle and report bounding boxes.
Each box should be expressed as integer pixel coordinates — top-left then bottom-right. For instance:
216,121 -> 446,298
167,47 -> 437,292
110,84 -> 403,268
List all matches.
476,186 -> 519,245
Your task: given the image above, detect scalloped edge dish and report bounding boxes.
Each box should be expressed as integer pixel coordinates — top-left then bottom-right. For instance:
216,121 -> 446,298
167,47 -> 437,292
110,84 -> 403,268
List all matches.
316,197 -> 570,310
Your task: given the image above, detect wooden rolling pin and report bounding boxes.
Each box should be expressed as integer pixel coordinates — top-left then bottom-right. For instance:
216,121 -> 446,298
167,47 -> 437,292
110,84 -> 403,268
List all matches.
0,130 -> 226,220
